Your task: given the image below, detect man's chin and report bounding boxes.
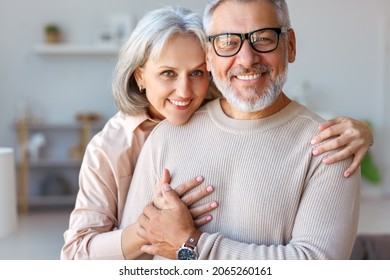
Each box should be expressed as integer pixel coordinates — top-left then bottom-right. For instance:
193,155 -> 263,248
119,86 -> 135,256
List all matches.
230,93 -> 280,112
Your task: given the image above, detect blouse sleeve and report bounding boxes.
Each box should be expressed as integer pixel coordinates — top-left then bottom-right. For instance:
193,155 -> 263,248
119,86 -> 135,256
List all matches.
60,139 -> 127,259
60,113 -> 149,260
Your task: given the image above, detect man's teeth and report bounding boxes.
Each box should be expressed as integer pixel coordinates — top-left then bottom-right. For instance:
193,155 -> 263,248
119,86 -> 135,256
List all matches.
169,100 -> 191,106
237,73 -> 262,80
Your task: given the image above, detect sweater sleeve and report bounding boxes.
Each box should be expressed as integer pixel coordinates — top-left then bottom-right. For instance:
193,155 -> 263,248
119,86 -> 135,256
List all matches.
197,158 -> 361,260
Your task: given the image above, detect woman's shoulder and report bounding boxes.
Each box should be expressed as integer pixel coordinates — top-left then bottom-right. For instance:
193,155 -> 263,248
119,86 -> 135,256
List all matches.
88,111 -> 151,149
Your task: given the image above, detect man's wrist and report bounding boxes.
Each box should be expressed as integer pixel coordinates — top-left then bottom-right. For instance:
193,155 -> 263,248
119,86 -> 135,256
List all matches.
176,229 -> 202,260
184,229 -> 202,248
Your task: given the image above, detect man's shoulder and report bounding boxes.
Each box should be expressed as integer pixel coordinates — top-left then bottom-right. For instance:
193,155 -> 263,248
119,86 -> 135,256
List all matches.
289,101 -> 326,127
197,98 -> 219,114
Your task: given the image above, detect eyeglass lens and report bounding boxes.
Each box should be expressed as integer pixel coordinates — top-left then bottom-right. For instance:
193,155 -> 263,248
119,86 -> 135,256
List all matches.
213,29 -> 280,57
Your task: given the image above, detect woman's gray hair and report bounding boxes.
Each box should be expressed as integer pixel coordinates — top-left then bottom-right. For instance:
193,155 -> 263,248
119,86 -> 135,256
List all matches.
203,0 -> 291,35
112,6 -> 207,116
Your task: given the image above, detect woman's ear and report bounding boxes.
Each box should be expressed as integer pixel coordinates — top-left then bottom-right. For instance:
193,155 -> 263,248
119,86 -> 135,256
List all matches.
134,67 -> 144,88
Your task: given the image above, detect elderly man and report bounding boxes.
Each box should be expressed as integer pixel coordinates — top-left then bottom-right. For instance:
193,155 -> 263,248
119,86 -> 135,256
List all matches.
120,0 -> 360,260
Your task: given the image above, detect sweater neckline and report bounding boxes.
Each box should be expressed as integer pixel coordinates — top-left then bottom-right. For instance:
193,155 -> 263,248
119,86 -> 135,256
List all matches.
206,98 -> 304,133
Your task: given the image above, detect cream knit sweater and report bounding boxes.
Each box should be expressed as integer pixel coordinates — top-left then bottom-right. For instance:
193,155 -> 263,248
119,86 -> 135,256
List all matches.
120,98 -> 360,260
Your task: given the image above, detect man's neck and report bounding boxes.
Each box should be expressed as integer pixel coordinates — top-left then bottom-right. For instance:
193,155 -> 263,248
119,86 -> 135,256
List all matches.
220,93 -> 291,120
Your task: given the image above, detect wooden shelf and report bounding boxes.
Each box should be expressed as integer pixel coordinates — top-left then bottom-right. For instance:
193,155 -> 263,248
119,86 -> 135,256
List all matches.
33,43 -> 120,55
27,123 -> 81,131
29,195 -> 77,207
18,159 -> 81,168
24,122 -> 103,131
14,120 -> 101,213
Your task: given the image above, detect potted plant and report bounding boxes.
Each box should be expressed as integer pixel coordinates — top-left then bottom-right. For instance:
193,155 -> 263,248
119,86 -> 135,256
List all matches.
361,120 -> 381,184
45,24 -> 61,43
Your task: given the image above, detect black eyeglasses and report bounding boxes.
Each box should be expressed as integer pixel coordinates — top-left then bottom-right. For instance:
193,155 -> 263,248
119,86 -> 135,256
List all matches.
208,27 -> 288,57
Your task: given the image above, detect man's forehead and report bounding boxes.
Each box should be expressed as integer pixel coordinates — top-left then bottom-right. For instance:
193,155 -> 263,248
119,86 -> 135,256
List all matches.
209,1 -> 278,34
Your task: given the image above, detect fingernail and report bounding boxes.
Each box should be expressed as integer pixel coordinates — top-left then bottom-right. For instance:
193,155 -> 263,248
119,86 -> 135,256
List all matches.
206,215 -> 212,221
344,171 -> 350,178
206,186 -> 214,192
163,184 -> 172,192
196,176 -> 203,182
312,149 -> 319,156
210,202 -> 218,208
311,139 -> 317,145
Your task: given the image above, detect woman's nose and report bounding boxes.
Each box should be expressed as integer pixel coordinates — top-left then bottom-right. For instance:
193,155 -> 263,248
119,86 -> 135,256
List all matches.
176,77 -> 192,98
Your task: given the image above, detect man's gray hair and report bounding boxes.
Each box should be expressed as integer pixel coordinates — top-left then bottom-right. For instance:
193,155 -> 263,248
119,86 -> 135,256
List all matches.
112,6 -> 206,116
203,0 -> 291,35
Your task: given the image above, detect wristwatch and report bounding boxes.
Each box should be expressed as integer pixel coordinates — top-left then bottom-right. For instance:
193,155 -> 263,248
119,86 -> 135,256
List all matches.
176,231 -> 201,260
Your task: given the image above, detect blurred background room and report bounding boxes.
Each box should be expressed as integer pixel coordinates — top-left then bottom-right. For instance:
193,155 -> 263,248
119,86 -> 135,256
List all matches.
0,0 -> 389,259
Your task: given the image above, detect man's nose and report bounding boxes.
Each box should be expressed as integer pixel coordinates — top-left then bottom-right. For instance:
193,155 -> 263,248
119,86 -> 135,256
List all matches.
235,40 -> 259,67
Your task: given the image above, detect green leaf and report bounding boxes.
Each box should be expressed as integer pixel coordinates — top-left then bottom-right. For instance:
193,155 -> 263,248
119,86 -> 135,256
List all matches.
361,152 -> 381,184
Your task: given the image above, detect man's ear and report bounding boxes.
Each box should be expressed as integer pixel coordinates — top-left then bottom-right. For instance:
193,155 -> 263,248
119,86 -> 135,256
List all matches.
205,45 -> 213,72
287,28 -> 296,63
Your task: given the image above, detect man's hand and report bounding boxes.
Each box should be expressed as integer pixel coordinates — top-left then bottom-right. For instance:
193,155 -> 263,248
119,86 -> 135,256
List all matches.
138,184 -> 198,259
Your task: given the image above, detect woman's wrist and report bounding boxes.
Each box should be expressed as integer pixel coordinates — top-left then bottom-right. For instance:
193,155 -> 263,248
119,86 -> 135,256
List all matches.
121,223 -> 149,259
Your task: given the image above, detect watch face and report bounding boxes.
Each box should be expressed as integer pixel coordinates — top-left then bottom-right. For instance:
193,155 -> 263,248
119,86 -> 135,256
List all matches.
177,247 -> 197,260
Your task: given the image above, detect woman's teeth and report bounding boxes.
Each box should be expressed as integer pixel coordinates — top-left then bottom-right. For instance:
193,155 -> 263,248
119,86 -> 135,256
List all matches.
169,99 -> 191,106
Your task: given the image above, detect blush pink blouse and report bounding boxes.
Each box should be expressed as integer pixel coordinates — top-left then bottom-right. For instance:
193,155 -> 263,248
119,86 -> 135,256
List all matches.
60,111 -> 158,259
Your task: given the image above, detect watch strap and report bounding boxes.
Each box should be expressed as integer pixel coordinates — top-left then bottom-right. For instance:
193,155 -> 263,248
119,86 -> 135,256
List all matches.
184,230 -> 202,249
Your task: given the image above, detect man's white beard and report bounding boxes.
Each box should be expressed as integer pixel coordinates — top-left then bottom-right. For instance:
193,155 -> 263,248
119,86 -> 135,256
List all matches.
211,64 -> 288,113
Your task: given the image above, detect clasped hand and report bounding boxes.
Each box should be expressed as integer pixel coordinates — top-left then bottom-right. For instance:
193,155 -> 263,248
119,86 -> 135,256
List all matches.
136,169 -> 216,259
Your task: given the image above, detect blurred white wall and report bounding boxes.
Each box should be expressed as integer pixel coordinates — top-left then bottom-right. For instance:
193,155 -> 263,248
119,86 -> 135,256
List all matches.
0,0 -> 389,191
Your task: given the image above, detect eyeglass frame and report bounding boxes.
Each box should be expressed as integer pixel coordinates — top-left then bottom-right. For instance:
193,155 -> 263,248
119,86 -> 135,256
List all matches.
208,27 -> 289,57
